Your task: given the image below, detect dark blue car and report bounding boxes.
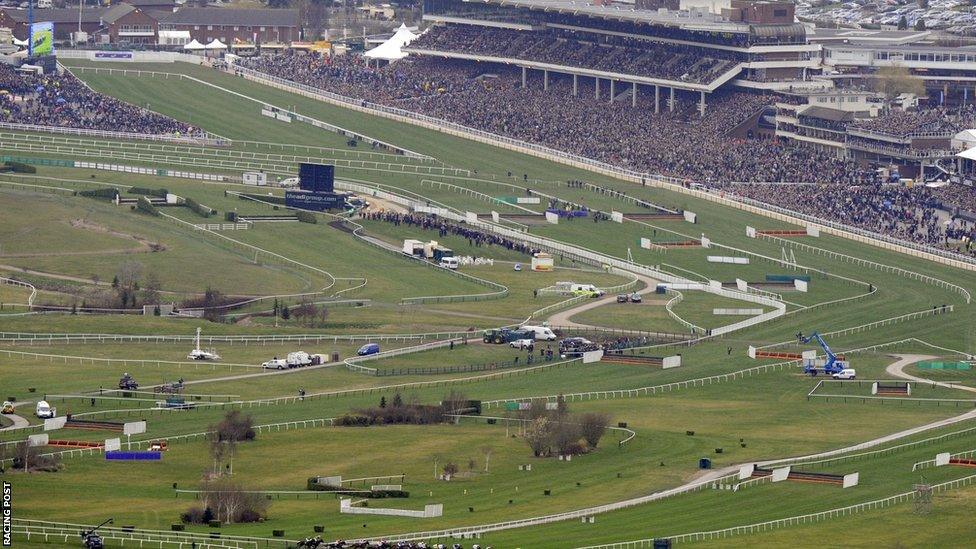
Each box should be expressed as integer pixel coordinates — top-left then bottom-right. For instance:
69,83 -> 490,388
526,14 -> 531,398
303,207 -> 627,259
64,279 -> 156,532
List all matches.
357,343 -> 380,356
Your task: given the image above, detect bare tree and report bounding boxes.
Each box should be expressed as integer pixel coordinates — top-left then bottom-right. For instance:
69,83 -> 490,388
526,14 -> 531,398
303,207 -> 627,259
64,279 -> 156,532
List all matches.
199,478 -> 268,524
441,390 -> 468,415
141,272 -> 162,306
117,260 -> 144,291
553,421 -> 582,455
524,417 -> 552,457
580,412 -> 611,448
481,445 -> 493,472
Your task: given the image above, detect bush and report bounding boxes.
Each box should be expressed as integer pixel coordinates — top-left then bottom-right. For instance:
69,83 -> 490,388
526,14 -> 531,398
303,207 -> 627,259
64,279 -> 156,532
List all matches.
296,211 -> 317,224
78,187 -> 119,200
180,506 -> 214,524
213,410 -> 255,442
4,161 -> 35,173
185,197 -> 216,218
136,196 -> 160,216
127,187 -> 168,198
306,478 -> 409,498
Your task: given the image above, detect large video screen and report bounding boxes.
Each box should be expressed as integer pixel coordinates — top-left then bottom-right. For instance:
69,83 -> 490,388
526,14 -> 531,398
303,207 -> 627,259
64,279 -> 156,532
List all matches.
29,21 -> 54,57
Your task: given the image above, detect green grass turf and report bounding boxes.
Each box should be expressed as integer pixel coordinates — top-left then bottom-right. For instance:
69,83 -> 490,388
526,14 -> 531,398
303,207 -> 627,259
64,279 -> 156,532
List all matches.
1,58 -> 974,546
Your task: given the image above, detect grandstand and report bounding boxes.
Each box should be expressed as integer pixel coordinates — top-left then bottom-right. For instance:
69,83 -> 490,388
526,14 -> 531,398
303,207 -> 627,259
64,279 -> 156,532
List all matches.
409,0 -> 821,114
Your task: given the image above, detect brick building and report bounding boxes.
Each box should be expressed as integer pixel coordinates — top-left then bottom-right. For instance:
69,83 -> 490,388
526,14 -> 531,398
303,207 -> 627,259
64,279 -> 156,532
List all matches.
0,6 -> 300,46
156,8 -> 300,45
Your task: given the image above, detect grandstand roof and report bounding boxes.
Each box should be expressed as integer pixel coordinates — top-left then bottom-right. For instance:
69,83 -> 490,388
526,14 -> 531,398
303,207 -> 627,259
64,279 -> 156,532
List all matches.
3,4 -> 135,24
480,0 -> 749,33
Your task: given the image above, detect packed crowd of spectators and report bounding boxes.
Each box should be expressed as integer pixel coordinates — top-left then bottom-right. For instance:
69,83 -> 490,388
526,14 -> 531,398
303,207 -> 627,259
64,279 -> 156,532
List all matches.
361,209 -> 541,255
848,105 -> 976,138
237,54 -> 874,185
0,65 -> 200,136
720,182 -> 976,253
236,52 -> 976,256
409,25 -> 739,84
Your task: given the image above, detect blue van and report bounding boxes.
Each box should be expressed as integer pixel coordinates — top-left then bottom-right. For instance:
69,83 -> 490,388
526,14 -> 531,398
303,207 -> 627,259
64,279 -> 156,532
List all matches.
357,343 -> 380,356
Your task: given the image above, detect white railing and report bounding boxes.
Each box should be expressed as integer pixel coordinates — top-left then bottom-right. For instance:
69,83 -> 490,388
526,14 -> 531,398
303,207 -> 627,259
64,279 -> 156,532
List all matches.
0,121 -> 228,147
579,474 -> 976,548
224,63 -> 976,272
757,232 -> 972,303
481,358 -> 800,408
11,518 -> 275,548
0,276 -> 36,309
914,448 -> 976,471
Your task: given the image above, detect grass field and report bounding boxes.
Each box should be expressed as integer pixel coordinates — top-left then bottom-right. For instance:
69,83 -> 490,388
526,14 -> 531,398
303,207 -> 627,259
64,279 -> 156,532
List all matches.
1,57 -> 976,548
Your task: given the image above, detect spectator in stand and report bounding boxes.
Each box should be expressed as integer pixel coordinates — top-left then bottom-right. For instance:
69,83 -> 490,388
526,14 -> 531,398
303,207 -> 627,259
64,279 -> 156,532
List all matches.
0,65 -> 200,136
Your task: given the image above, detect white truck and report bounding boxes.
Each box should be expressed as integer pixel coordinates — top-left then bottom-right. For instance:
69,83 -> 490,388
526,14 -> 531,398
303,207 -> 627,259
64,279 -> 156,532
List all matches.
521,325 -> 558,341
286,351 -> 312,368
262,357 -> 288,370
35,400 -> 56,419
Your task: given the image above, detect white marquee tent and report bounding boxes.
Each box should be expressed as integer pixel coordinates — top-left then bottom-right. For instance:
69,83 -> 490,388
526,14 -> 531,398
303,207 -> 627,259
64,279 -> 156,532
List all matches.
363,24 -> 419,61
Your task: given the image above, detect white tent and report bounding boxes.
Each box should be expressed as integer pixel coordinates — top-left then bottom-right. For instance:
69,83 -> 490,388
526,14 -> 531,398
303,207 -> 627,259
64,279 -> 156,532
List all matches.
205,39 -> 227,50
183,39 -> 206,51
12,37 -> 28,47
952,129 -> 976,151
363,24 -> 419,61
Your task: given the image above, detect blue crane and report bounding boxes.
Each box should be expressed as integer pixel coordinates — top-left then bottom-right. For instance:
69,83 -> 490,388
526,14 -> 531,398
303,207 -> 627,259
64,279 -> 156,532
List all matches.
801,332 -> 847,375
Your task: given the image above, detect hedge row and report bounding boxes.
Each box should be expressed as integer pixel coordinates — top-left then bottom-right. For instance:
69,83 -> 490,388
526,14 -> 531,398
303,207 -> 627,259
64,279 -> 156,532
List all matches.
296,211 -> 317,224
136,196 -> 160,216
305,478 -> 408,498
79,188 -> 119,200
3,161 -> 35,174
185,197 -> 216,218
128,187 -> 168,198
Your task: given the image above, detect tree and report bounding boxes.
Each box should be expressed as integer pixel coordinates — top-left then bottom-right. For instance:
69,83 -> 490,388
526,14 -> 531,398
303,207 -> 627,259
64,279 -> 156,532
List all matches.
213,410 -> 256,442
580,412 -> 611,448
481,445 -> 493,472
897,15 -> 908,30
392,392 -> 404,408
198,478 -> 268,524
914,18 -> 926,31
441,462 -> 458,480
111,275 -> 119,288
117,260 -> 144,291
552,421 -> 582,455
524,417 -> 553,457
441,390 -> 468,415
280,305 -> 290,320
379,396 -> 387,408
873,64 -> 926,98
142,272 -> 161,306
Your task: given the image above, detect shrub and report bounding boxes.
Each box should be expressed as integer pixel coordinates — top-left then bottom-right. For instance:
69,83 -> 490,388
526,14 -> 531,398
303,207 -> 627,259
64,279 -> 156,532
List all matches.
127,187 -> 168,198
213,410 -> 255,442
136,196 -> 160,216
580,412 -> 611,448
5,161 -> 35,173
78,187 -> 119,200
3,442 -> 62,472
296,211 -> 317,224
185,197 -> 216,218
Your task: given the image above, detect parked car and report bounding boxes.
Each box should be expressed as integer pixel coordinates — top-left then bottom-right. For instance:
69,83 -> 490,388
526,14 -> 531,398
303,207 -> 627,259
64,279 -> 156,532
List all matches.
832,368 -> 857,380
616,294 -> 630,303
630,292 -> 642,303
509,338 -> 535,350
262,358 -> 288,370
1,401 -> 14,414
357,343 -> 381,356
35,400 -> 55,419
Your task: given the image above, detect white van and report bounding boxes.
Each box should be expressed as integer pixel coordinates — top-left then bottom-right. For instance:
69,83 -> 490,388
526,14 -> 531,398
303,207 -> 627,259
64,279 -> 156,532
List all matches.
35,400 -> 55,419
522,325 -> 557,341
832,368 -> 856,380
439,257 -> 459,270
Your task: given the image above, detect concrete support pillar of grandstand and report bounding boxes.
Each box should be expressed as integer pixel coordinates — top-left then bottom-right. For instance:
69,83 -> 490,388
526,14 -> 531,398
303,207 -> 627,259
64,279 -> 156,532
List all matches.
669,87 -> 675,113
573,74 -> 578,97
654,85 -> 660,114
522,67 -> 527,89
699,91 -> 706,117
544,70 -> 549,91
595,77 -> 601,100
610,79 -> 615,103
632,84 -> 637,108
